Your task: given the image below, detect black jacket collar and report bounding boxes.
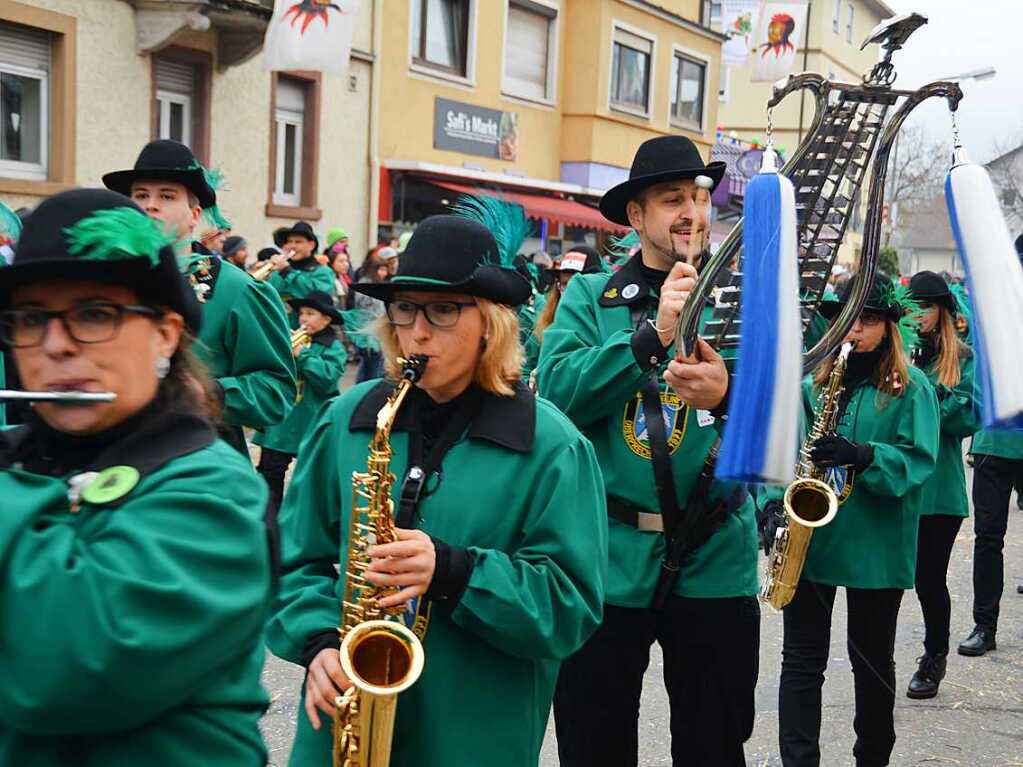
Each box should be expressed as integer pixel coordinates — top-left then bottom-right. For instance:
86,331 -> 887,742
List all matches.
312,327 -> 336,347
349,380 -> 535,453
599,253 -> 654,308
0,412 -> 216,502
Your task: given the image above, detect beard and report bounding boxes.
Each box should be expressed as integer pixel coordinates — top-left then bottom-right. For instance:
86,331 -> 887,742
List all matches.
648,225 -> 709,268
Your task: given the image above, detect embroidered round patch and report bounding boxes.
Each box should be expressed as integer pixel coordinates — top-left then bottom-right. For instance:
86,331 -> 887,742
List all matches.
81,466 -> 141,505
622,283 -> 640,300
622,390 -> 688,459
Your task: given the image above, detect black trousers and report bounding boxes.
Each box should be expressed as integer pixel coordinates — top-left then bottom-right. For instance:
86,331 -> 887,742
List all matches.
256,447 -> 295,514
914,514 -> 964,656
554,596 -> 760,767
779,580 -> 903,767
971,454 -> 1023,633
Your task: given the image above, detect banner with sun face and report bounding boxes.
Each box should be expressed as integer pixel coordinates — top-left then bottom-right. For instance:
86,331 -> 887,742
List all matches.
750,1 -> 809,83
263,0 -> 359,75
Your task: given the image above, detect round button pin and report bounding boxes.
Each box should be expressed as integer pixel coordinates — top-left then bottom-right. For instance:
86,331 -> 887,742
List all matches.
81,466 -> 141,505
622,283 -> 640,300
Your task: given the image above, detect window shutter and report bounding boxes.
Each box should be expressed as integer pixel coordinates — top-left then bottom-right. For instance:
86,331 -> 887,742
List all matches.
0,22 -> 50,72
277,78 -> 306,115
505,5 -> 549,99
154,58 -> 195,95
614,27 -> 652,55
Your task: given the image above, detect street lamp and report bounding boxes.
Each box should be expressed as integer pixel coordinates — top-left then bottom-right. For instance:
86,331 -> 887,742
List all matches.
935,66 -> 997,83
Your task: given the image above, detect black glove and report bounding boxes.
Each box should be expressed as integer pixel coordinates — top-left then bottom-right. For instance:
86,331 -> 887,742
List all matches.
809,434 -> 874,471
756,499 -> 786,557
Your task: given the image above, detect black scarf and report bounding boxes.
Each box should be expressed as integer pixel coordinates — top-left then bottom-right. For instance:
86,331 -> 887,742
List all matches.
844,340 -> 888,390
913,333 -> 938,369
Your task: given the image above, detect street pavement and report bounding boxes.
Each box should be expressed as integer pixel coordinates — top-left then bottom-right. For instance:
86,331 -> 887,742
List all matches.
259,465 -> 1023,767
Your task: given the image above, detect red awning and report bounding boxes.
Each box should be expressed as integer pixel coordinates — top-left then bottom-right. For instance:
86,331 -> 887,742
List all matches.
429,180 -> 626,233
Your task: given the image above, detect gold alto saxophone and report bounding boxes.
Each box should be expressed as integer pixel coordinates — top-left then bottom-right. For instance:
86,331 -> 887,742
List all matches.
333,355 -> 428,767
761,342 -> 853,610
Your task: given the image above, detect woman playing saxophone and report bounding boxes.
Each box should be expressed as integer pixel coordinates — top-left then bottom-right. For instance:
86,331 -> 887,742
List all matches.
766,274 -> 939,767
266,212 -> 607,767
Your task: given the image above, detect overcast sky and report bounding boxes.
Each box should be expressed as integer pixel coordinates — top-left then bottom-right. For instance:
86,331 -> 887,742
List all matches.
884,0 -> 1022,162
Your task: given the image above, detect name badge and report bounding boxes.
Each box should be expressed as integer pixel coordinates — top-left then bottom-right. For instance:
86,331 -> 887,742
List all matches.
697,409 -> 715,428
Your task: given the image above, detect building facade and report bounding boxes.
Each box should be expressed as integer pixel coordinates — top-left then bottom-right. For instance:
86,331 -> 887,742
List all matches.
706,0 -> 894,263
0,0 -> 374,258
375,0 -> 727,255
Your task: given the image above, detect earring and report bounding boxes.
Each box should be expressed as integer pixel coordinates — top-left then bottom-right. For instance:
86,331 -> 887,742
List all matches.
155,356 -> 171,379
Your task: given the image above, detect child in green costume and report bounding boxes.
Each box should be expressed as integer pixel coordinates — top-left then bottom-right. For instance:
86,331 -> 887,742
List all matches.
254,290 -> 346,511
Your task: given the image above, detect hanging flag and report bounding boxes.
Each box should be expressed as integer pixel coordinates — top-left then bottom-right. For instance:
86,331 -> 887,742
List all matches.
721,0 -> 763,66
263,0 -> 358,75
751,1 -> 809,83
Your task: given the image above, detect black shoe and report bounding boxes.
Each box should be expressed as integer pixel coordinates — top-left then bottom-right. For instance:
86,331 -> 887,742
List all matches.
957,627 -> 996,657
907,653 -> 947,699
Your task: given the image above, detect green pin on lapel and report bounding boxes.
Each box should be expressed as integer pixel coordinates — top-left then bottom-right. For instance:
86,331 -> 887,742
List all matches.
81,466 -> 140,505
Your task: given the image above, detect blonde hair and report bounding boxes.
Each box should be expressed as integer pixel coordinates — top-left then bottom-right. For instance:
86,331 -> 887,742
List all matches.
378,297 -> 524,396
813,319 -> 911,401
932,307 -> 965,388
533,284 -> 561,343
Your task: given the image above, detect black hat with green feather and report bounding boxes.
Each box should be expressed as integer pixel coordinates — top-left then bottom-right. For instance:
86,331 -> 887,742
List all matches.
352,196 -> 533,307
0,188 -> 201,334
102,140 -> 217,210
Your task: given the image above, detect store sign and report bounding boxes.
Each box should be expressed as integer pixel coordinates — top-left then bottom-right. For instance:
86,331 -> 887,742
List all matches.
433,97 -> 519,161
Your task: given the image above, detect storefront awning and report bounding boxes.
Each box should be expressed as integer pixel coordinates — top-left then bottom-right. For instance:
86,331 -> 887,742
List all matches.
429,180 -> 626,234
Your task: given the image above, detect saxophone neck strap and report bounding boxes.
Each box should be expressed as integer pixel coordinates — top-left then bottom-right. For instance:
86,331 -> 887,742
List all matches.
396,387 -> 484,529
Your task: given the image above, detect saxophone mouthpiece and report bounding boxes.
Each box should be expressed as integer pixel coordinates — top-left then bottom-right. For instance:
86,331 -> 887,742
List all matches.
398,355 -> 429,383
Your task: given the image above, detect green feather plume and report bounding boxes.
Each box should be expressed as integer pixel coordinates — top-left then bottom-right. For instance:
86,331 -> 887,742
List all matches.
450,195 -> 533,269
201,204 -> 232,232
605,230 -> 640,266
339,308 -> 381,352
0,199 -> 22,247
64,207 -> 174,268
887,282 -> 924,354
188,161 -> 232,230
949,282 -> 972,319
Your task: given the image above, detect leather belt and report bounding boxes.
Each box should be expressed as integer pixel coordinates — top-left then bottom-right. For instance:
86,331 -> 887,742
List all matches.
607,495 -> 663,532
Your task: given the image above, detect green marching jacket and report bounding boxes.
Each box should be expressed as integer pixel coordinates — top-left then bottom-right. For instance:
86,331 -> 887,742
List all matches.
535,255 -> 759,607
917,350 -> 978,518
268,261 -> 336,329
0,414 -> 273,766
790,366 -> 940,590
254,330 -> 346,455
267,380 -> 608,767
185,254 -> 297,431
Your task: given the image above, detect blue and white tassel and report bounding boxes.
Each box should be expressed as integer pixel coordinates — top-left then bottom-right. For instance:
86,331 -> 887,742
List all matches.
945,147 -> 1023,428
718,146 -> 803,483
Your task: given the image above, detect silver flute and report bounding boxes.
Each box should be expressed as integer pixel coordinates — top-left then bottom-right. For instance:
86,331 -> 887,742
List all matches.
0,390 -> 117,403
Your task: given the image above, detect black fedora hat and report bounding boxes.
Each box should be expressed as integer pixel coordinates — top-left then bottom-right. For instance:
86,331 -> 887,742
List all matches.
819,273 -> 902,323
274,221 -> 319,252
102,139 -> 216,210
908,270 -> 956,315
0,188 -> 201,334
599,136 -> 726,226
289,290 -> 343,325
352,215 -> 531,307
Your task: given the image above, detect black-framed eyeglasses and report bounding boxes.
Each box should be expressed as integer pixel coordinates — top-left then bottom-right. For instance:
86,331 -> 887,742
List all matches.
386,299 -> 477,328
858,311 -> 886,326
0,303 -> 161,348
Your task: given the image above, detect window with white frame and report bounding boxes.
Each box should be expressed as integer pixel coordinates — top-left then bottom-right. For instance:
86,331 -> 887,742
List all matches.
846,3 -> 854,43
671,53 -> 706,129
833,0 -> 841,33
702,1 -> 722,31
0,23 -> 50,181
154,58 -> 195,147
411,0 -> 471,77
503,1 -> 556,101
610,26 -> 652,115
274,78 -> 305,206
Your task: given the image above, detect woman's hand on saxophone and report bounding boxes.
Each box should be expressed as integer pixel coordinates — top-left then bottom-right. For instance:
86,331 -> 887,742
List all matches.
305,648 -> 352,731
365,528 -> 437,608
